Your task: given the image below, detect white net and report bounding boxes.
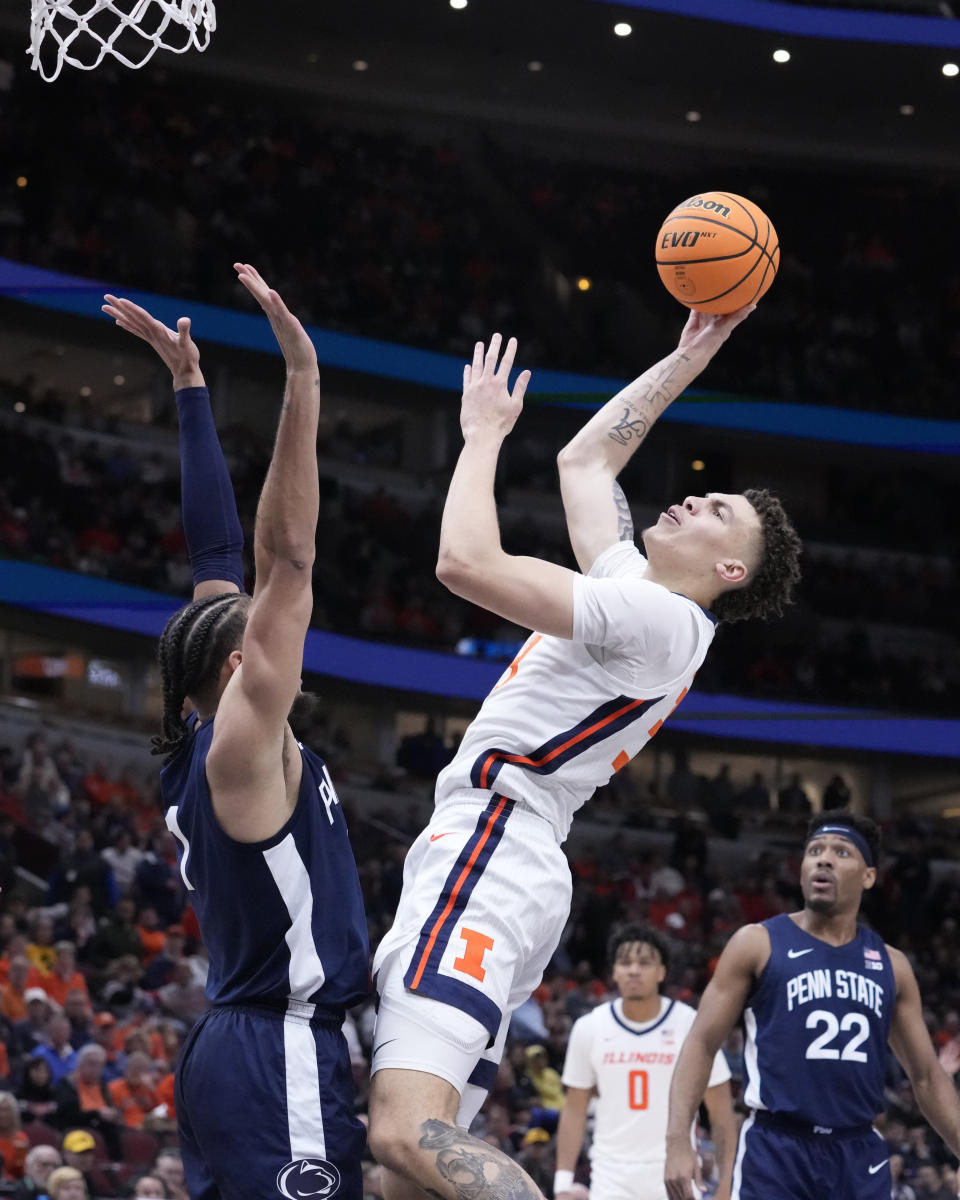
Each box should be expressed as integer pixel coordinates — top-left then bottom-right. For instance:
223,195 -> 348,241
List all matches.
29,0 -> 216,82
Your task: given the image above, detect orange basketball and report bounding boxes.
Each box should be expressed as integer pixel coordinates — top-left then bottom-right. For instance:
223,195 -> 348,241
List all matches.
655,192 -> 780,314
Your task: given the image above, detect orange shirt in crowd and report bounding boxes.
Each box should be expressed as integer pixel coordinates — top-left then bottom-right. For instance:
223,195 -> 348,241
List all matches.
76,1079 -> 108,1113
107,1078 -> 159,1129
113,1026 -> 166,1065
138,927 -> 165,964
0,983 -> 27,1024
42,970 -> 90,1008
0,1132 -> 29,1178
155,1072 -> 176,1119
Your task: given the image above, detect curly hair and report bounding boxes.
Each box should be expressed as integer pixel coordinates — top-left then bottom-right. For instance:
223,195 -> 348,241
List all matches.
711,487 -> 802,623
606,922 -> 671,971
151,592 -> 250,761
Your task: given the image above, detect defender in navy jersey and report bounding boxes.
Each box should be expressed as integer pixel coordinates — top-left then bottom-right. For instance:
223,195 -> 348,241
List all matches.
105,268 -> 368,1200
665,810 -> 960,1200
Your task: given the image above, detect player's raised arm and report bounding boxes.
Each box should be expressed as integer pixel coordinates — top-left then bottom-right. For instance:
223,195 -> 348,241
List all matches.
888,946 -> 960,1157
664,924 -> 769,1200
102,294 -> 244,600
204,264 -> 320,841
436,334 -> 578,638
556,306 -> 754,574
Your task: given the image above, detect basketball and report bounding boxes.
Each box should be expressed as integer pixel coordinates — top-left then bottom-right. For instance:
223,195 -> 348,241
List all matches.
655,192 -> 780,314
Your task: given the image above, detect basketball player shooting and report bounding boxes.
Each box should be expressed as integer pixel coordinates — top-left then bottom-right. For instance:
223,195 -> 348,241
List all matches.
664,811 -> 960,1200
368,312 -> 802,1200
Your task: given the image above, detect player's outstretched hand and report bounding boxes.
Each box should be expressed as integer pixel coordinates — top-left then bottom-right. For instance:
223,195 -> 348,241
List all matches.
234,263 -> 317,374
102,294 -> 202,390
664,1140 -> 702,1200
460,333 -> 531,442
677,304 -> 755,359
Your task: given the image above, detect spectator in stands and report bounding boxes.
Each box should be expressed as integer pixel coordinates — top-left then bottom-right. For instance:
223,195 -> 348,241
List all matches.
130,1176 -> 166,1199
16,1053 -> 59,1125
524,1045 -> 565,1127
33,1016 -> 77,1086
45,1165 -> 88,1200
26,917 -> 56,975
13,1145 -> 62,1200
777,771 -> 811,816
17,736 -> 69,816
86,899 -> 141,969
1,958 -> 30,1024
151,1150 -> 186,1200
737,772 -> 771,814
140,927 -> 185,991
60,1131 -> 100,1198
41,945 -> 89,1010
156,959 -> 207,1028
106,1052 -> 158,1130
0,1090 -> 29,1178
822,773 -> 852,811
86,1014 -> 123,1084
13,994 -> 54,1059
913,1163 -> 953,1200
53,1045 -> 123,1159
48,833 -> 115,916
61,991 -> 92,1049
100,831 -> 143,899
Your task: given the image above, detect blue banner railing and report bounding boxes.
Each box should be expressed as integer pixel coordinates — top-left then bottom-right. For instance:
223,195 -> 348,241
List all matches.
2,560 -> 957,758
2,257 -> 958,454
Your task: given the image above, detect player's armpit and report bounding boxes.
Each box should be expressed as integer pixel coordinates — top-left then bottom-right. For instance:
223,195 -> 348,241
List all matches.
557,456 -> 625,574
437,551 -> 576,639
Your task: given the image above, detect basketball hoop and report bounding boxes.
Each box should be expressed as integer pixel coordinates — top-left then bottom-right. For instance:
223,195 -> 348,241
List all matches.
29,0 -> 216,82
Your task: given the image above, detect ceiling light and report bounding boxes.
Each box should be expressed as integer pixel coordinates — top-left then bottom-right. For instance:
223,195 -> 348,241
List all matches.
352,60 -> 369,71
113,375 -> 125,386
899,104 -> 915,115
449,0 -> 468,9
613,22 -> 632,37
772,49 -> 791,63
15,176 -> 27,188
685,111 -> 701,123
527,61 -> 544,72
576,277 -> 592,292
691,459 -> 705,471
943,62 -> 959,76
13,401 -> 25,414
80,386 -> 92,398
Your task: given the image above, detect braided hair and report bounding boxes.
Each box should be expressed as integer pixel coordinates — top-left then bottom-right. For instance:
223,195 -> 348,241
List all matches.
152,592 -> 251,760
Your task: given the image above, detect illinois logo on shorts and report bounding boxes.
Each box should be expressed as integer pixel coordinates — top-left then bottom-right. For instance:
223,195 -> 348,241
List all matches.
276,1158 -> 341,1200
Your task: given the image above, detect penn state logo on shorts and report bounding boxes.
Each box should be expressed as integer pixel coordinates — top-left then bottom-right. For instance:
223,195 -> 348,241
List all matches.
276,1158 -> 341,1200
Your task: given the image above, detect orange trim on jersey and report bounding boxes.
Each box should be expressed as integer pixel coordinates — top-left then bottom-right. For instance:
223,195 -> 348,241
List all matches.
478,696 -> 646,789
612,750 -> 630,772
493,635 -> 542,690
409,796 -> 509,990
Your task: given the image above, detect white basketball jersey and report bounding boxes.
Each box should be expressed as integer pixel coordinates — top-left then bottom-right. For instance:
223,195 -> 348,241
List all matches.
436,542 -> 717,840
562,997 -> 731,1166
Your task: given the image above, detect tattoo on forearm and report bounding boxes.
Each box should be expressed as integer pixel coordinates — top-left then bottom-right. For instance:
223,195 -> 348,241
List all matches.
419,1119 -> 540,1200
606,352 -> 690,447
608,407 -> 649,447
612,481 -> 634,541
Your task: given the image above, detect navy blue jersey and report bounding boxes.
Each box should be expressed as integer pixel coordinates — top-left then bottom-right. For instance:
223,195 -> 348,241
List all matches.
742,914 -> 894,1128
160,715 -> 369,1013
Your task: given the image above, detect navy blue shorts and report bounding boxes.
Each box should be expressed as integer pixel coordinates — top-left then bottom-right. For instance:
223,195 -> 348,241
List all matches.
175,1003 -> 365,1200
733,1113 -> 891,1200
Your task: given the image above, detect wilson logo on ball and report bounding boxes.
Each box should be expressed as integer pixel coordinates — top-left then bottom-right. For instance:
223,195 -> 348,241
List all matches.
679,195 -> 732,219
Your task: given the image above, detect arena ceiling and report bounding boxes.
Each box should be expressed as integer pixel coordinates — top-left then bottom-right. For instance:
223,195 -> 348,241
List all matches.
0,0 -> 959,169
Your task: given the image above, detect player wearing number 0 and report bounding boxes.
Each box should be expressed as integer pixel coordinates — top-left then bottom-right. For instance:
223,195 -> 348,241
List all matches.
665,810 -> 960,1200
103,268 -> 368,1200
368,313 -> 801,1200
555,925 -> 736,1200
